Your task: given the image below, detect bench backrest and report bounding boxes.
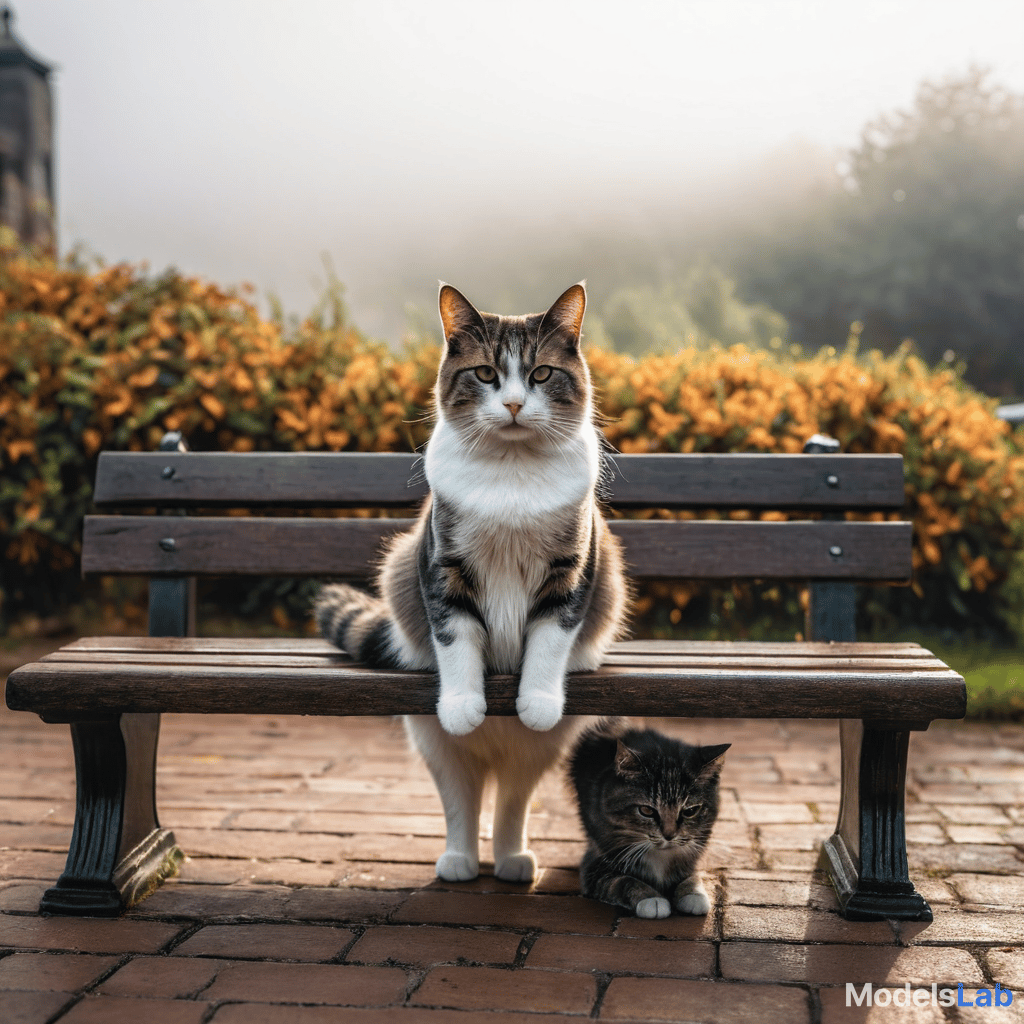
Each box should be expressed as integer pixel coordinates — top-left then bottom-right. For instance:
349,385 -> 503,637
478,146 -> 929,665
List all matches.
85,447 -> 910,585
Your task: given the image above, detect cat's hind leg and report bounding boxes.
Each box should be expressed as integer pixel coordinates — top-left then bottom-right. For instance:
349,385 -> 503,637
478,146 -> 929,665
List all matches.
491,760 -> 543,883
673,874 -> 711,915
406,718 -> 486,882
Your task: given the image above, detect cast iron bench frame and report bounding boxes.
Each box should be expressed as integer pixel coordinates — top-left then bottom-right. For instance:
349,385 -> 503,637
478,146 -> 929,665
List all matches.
5,433 -> 966,921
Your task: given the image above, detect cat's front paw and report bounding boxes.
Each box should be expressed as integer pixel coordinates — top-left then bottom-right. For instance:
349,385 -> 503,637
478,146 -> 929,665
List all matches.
635,896 -> 672,919
435,851 -> 479,882
676,890 -> 711,915
437,691 -> 487,736
516,690 -> 563,732
494,851 -> 537,883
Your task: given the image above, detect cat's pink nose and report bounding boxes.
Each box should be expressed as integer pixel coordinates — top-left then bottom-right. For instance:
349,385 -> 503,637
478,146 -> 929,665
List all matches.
505,403 -> 522,418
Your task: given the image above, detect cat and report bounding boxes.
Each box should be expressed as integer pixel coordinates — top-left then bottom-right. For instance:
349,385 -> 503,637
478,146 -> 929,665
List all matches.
314,282 -> 629,884
568,721 -> 729,918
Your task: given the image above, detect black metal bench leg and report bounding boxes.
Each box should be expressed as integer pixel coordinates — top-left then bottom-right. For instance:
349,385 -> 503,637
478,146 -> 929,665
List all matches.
819,718 -> 932,922
40,712 -> 182,916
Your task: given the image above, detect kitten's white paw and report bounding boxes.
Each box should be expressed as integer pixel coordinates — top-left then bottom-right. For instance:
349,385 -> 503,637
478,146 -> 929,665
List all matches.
494,851 -> 537,883
435,851 -> 479,882
635,896 -> 672,919
676,891 -> 711,916
515,690 -> 563,732
437,691 -> 486,736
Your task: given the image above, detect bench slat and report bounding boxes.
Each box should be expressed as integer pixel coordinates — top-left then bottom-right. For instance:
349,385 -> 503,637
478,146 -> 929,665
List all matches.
82,516 -> 913,582
93,451 -> 907,510
7,642 -> 966,721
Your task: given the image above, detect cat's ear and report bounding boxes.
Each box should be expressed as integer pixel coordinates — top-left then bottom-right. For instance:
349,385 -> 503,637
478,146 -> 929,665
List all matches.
696,743 -> 730,776
614,739 -> 644,778
438,283 -> 486,352
539,281 -> 586,350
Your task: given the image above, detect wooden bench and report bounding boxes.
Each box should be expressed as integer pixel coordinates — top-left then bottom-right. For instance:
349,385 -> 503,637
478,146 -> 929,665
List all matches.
5,433 -> 966,922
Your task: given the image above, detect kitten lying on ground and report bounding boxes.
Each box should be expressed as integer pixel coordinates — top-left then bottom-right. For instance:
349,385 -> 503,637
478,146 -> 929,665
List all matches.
315,282 -> 628,883
568,721 -> 729,917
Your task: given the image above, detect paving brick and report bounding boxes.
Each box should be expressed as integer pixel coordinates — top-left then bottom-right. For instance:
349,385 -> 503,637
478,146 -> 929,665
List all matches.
209,1006 -> 580,1023
393,891 -> 617,934
948,873 -> 1024,907
0,883 -> 48,912
957,988 -> 1023,1023
282,887 -> 406,923
899,911 -> 1024,945
58,994 -> 212,1023
1,990 -> 75,1024
756,823 -> 829,851
738,801 -> 815,824
348,925 -> 520,967
203,961 -> 409,1005
172,923 -> 355,961
527,932 -> 715,976
130,881 -> 296,920
0,952 -> 119,992
938,804 -> 1013,825
411,965 -> 596,1014
600,978 -> 811,1022
720,942 -> 983,985
906,843 -> 1023,873
98,955 -> 221,997
818,986 -> 947,1023
0,916 -> 185,955
614,909 -> 718,941
725,876 -> 838,910
723,906 -> 895,944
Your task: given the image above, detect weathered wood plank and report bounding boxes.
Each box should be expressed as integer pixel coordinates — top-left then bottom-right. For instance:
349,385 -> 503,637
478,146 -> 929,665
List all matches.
60,636 -> 936,658
93,451 -> 907,511
82,516 -> 913,582
41,650 -> 952,672
5,658 -> 966,720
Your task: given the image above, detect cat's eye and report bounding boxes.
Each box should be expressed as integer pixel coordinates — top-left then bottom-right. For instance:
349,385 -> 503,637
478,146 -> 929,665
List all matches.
637,805 -> 657,818
680,804 -> 702,819
475,365 -> 497,383
530,365 -> 553,383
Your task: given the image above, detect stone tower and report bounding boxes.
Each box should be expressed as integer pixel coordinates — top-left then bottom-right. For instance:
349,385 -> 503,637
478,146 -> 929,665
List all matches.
0,6 -> 54,249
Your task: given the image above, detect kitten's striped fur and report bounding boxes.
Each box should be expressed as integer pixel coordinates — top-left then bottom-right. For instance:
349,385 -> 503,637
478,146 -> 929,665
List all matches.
315,282 -> 629,882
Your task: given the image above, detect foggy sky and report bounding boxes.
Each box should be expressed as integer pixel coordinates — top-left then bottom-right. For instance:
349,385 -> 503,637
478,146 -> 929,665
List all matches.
13,0 -> 1024,337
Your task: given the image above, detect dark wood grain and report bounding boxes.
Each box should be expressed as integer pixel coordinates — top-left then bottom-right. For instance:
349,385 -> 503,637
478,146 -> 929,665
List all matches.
82,515 -> 913,582
6,637 -> 966,721
93,451 -> 907,510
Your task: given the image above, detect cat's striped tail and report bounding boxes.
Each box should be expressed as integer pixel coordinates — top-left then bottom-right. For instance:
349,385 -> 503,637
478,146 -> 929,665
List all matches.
314,583 -> 400,667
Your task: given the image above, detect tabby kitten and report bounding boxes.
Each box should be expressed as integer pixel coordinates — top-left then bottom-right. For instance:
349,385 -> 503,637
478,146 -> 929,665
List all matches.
315,282 -> 628,884
569,722 -> 729,917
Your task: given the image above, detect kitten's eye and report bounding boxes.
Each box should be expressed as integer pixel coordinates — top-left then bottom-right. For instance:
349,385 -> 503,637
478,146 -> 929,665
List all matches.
475,365 -> 497,383
680,804 -> 702,819
637,805 -> 656,819
530,365 -> 553,383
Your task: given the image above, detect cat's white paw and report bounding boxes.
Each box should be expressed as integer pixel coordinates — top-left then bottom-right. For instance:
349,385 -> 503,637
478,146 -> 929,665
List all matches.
436,691 -> 487,736
494,851 -> 537,883
435,851 -> 479,882
515,690 -> 563,732
676,891 -> 711,916
635,896 -> 672,919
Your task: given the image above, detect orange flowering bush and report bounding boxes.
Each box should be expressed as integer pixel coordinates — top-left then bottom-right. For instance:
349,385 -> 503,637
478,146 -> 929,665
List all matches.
2,240 -> 1022,639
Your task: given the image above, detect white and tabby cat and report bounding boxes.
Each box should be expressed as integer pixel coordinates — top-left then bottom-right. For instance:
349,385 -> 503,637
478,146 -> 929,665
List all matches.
315,282 -> 628,883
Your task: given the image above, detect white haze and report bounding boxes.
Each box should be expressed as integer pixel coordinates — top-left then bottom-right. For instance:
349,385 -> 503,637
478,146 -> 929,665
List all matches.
14,0 -> 1024,338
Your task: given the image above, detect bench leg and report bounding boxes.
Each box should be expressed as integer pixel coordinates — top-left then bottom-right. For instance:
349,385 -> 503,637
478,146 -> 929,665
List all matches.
40,713 -> 182,916
819,719 -> 932,922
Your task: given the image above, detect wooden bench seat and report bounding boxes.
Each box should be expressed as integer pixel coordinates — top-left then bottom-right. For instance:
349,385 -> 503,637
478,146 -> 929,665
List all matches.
4,435 -> 967,923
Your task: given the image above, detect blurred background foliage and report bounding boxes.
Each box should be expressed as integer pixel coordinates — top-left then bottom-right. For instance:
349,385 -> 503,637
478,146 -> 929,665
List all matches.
1,225 -> 1022,651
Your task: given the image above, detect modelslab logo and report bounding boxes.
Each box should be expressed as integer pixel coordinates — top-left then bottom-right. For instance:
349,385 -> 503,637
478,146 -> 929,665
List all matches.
846,983 -> 1014,1008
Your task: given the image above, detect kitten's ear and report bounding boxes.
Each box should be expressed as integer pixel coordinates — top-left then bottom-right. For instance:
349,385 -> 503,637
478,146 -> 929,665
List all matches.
438,283 -> 486,352
697,743 -> 730,776
539,281 -> 586,349
614,739 -> 644,778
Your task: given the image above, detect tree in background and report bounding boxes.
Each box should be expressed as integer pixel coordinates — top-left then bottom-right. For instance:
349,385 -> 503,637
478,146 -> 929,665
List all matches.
735,67 -> 1024,398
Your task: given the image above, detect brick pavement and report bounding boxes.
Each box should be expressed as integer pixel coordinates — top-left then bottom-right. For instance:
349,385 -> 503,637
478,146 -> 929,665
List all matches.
3,655 -> 1024,1023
